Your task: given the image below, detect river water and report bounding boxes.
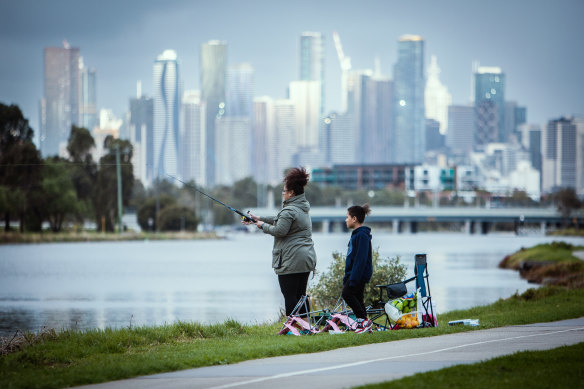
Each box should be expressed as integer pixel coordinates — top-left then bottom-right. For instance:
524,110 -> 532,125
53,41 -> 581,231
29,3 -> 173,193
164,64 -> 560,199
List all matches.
0,232 -> 582,336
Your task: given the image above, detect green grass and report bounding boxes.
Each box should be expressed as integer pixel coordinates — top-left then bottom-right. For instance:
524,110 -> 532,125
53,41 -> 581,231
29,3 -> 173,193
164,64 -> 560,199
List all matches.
0,230 -> 220,244
500,241 -> 584,269
357,342 -> 584,389
1,287 -> 584,389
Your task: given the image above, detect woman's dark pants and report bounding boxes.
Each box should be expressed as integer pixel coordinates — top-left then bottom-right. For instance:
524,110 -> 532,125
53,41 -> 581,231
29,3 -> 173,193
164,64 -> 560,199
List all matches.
278,272 -> 310,316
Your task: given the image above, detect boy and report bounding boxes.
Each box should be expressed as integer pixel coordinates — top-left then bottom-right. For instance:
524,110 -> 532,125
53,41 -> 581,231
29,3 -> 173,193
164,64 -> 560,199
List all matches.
342,203 -> 373,333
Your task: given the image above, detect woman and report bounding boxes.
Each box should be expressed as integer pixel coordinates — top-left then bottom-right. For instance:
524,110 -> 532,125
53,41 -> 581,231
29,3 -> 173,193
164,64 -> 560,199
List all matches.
247,167 -> 317,316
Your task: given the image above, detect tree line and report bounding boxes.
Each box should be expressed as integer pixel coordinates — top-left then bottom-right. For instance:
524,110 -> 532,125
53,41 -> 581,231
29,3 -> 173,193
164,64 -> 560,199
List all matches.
1,102 -> 580,233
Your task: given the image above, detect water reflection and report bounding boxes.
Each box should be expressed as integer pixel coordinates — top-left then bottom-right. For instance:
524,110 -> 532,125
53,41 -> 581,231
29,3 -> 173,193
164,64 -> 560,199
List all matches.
0,233 -> 582,336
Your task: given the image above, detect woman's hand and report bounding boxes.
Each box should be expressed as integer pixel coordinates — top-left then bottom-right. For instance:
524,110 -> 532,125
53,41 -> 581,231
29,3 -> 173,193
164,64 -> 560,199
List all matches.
242,212 -> 260,225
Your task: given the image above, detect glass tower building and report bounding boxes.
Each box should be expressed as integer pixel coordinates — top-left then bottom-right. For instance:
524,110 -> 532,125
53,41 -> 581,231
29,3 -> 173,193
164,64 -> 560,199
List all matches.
200,41 -> 227,187
474,67 -> 505,146
299,32 -> 324,114
153,49 -> 180,180
41,43 -> 80,157
392,35 -> 425,163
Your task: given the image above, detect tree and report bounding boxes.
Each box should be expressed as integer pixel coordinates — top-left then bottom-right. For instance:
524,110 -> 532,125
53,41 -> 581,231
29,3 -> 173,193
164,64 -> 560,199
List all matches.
157,205 -> 198,231
554,188 -> 581,223
308,249 -> 407,309
67,126 -> 97,221
93,136 -> 134,231
136,194 -> 176,231
0,142 -> 43,231
40,158 -> 82,232
0,103 -> 34,155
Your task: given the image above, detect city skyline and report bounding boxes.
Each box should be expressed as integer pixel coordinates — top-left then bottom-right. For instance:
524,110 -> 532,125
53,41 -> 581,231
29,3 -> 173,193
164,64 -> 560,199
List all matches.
1,0 -> 583,146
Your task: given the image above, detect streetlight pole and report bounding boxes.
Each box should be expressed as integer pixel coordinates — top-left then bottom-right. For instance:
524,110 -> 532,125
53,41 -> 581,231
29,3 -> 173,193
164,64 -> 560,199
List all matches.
115,144 -> 123,234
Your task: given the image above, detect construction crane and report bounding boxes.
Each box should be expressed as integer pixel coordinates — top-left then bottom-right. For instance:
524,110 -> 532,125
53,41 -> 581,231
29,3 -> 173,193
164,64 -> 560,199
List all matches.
333,31 -> 351,113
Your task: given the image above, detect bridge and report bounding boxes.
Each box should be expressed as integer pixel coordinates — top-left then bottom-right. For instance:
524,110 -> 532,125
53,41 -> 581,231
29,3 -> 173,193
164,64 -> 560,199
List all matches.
250,206 -> 581,234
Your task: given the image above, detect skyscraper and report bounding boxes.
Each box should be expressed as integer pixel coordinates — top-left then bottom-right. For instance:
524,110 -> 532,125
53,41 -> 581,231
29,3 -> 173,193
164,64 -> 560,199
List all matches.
425,55 -> 451,134
181,90 -> 206,186
226,63 -> 254,118
289,80 -> 321,149
153,49 -> 181,179
273,100 -> 296,181
299,32 -> 324,114
474,67 -> 505,146
363,76 -> 392,163
129,85 -> 154,186
200,41 -> 227,187
393,35 -> 425,163
41,42 -> 80,157
447,105 -> 474,154
252,97 -> 274,184
542,117 -> 577,192
79,57 -> 97,132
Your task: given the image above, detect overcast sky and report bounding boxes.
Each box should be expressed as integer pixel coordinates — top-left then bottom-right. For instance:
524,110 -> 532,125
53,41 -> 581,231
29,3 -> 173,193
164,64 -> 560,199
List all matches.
1,0 -> 583,141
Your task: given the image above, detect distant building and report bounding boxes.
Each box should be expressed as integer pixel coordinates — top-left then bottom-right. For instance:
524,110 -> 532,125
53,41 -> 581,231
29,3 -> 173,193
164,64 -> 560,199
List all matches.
41,42 -> 80,157
215,117 -> 251,185
323,112 -> 355,165
181,90 -> 206,186
312,164 -> 416,190
252,97 -> 274,184
153,49 -> 181,179
273,100 -> 297,182
300,32 -> 325,115
289,80 -> 321,150
129,86 -> 154,186
474,67 -> 505,146
426,118 -> 444,152
518,123 -> 542,179
226,63 -> 254,118
425,55 -> 451,134
509,160 -> 541,201
543,117 -> 577,192
79,57 -> 97,132
447,105 -> 474,154
393,35 -> 425,163
200,41 -> 227,187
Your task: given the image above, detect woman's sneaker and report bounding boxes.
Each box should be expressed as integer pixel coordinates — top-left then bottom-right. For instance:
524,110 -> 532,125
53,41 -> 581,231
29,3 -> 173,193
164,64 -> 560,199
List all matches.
355,319 -> 373,334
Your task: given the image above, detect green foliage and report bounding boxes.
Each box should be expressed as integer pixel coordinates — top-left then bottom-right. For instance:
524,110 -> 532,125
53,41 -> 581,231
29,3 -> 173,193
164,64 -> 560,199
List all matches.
40,158 -> 83,232
136,195 -> 176,231
157,205 -> 198,231
2,287 -> 584,389
93,136 -> 134,231
0,103 -> 34,155
554,187 -> 581,218
309,248 -> 407,308
500,241 -> 584,268
357,342 -> 584,389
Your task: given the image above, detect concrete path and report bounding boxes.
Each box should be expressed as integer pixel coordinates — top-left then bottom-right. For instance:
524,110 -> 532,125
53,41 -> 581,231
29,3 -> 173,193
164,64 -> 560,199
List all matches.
73,317 -> 584,389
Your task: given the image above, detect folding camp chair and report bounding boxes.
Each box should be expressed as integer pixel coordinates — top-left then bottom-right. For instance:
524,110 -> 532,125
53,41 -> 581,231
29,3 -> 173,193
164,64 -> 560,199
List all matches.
367,253 -> 437,329
278,295 -> 329,335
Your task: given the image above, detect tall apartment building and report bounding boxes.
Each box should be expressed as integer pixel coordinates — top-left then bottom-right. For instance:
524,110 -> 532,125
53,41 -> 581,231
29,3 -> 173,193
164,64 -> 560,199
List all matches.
474,67 -> 505,147
425,55 -> 451,134
393,35 -> 425,163
200,41 -> 227,186
181,90 -> 206,186
153,49 -> 181,179
129,85 -> 154,186
79,57 -> 97,132
447,105 -> 474,154
41,42 -> 80,157
542,117 -> 577,193
299,32 -> 325,114
252,97 -> 275,184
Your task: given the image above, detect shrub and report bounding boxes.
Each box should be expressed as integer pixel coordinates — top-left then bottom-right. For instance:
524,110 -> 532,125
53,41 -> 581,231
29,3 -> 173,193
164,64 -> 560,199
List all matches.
308,248 -> 407,309
157,205 -> 198,231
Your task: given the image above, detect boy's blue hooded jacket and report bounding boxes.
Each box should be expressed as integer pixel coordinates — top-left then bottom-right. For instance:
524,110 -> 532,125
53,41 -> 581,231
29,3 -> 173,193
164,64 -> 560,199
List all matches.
343,226 -> 373,286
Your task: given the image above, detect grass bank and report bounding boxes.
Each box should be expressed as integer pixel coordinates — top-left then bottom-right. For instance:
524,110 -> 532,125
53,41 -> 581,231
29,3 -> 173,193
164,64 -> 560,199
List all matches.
0,230 -> 221,244
357,341 -> 584,389
1,287 -> 584,389
499,241 -> 584,288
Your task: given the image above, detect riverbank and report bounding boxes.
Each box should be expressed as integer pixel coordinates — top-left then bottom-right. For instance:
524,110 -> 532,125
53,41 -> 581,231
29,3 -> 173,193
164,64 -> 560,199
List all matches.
0,230 -> 222,244
499,241 -> 584,288
1,286 -> 583,389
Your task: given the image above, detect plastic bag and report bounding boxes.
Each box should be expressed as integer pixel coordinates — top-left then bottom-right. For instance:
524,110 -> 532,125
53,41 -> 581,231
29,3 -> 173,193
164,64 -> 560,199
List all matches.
385,301 -> 401,321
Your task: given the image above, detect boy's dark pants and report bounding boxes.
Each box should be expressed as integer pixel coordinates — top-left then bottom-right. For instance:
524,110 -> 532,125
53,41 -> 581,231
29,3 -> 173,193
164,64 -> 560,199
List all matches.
342,281 -> 367,319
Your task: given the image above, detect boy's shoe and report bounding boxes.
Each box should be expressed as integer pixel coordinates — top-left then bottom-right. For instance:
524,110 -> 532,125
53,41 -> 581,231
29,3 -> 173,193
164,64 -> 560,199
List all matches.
355,319 -> 373,334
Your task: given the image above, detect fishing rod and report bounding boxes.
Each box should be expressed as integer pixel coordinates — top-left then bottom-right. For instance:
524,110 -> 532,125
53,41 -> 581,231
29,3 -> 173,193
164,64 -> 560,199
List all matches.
165,174 -> 257,223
